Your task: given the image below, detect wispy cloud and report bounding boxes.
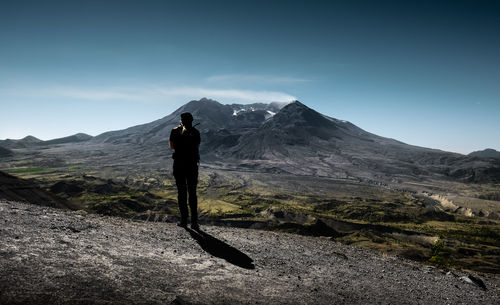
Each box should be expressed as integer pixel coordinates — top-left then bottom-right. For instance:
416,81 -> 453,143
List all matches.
206,74 -> 312,84
155,86 -> 296,102
1,85 -> 297,103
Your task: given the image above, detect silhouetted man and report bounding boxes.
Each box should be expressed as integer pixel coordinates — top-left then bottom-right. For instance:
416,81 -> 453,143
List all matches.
169,112 -> 201,230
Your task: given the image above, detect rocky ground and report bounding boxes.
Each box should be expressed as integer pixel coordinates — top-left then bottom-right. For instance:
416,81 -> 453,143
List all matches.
1,200 -> 499,305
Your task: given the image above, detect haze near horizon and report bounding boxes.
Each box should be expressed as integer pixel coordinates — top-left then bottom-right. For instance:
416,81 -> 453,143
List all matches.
1,0 -> 499,154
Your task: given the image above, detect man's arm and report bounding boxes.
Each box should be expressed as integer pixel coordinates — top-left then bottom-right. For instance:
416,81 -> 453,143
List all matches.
169,128 -> 177,150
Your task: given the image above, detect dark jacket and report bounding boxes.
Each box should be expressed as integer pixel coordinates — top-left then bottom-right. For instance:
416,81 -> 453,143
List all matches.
169,125 -> 200,162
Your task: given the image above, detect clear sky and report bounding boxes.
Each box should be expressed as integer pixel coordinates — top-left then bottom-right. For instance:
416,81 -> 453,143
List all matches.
1,0 -> 499,154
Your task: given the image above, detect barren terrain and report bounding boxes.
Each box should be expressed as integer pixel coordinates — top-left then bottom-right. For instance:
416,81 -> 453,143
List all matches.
1,200 -> 499,305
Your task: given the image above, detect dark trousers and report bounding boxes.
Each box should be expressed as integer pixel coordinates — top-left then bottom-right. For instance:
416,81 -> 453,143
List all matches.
173,160 -> 198,224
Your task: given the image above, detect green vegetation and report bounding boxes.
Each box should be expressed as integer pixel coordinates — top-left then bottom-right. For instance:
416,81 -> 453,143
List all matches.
198,198 -> 249,216
429,241 -> 452,268
2,167 -> 49,174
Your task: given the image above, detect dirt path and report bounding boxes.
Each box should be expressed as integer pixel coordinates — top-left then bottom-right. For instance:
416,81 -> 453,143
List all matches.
1,200 -> 498,304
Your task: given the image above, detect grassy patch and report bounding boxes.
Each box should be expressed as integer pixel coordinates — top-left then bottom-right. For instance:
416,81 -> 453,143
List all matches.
2,167 -> 49,174
199,198 -> 248,216
429,241 -> 453,268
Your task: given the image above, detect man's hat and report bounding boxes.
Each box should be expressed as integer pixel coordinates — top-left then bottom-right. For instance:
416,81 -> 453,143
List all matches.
180,112 -> 193,123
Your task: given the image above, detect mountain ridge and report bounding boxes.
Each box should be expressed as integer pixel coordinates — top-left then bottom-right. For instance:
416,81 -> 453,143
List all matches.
0,133 -> 93,148
5,98 -> 500,182
469,148 -> 500,160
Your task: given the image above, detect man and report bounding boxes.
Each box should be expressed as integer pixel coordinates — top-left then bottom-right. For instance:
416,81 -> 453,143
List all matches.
169,112 -> 201,230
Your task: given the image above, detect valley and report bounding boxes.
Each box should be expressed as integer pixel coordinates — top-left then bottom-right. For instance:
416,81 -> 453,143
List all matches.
2,158 -> 499,275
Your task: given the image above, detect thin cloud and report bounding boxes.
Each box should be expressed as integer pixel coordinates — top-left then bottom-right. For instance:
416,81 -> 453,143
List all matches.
206,74 -> 312,84
155,86 -> 297,102
1,85 -> 297,103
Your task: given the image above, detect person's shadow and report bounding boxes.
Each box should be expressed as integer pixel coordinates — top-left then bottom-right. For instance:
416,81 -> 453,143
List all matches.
185,227 -> 255,269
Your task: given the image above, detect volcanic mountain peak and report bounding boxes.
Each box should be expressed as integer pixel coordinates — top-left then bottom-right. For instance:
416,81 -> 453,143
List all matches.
182,98 -> 229,111
172,98 -> 233,127
266,100 -> 338,128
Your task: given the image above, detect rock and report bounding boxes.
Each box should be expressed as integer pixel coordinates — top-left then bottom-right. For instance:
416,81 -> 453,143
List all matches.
455,207 -> 474,217
171,295 -> 193,305
468,275 -> 487,290
460,275 -> 487,290
477,210 -> 488,217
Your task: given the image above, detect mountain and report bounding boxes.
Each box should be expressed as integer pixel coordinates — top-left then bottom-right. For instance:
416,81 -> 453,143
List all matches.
0,133 -> 92,148
0,146 -> 13,158
87,98 -> 500,182
41,133 -> 93,145
0,135 -> 43,148
469,148 -> 500,159
92,98 -> 285,146
212,101 -> 500,182
20,135 -> 42,143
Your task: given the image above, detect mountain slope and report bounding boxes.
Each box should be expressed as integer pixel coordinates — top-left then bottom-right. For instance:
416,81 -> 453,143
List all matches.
0,146 -> 13,157
0,135 -> 43,148
42,133 -> 93,145
201,101 -> 499,182
469,149 -> 500,159
0,171 -> 79,209
91,98 -> 283,146
1,200 -> 498,305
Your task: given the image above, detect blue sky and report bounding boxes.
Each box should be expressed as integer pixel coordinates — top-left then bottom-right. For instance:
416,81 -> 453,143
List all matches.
1,0 -> 499,154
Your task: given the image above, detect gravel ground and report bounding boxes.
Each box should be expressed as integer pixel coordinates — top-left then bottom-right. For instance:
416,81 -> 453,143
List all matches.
0,200 -> 499,305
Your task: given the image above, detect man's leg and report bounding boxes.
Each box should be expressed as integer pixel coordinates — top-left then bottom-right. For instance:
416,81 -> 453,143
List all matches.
174,163 -> 188,226
186,163 -> 199,228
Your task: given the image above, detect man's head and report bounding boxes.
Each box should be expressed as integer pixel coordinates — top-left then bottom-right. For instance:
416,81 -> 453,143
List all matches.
180,112 -> 194,127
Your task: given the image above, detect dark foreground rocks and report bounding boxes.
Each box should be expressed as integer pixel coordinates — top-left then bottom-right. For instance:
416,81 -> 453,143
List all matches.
0,200 -> 499,305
